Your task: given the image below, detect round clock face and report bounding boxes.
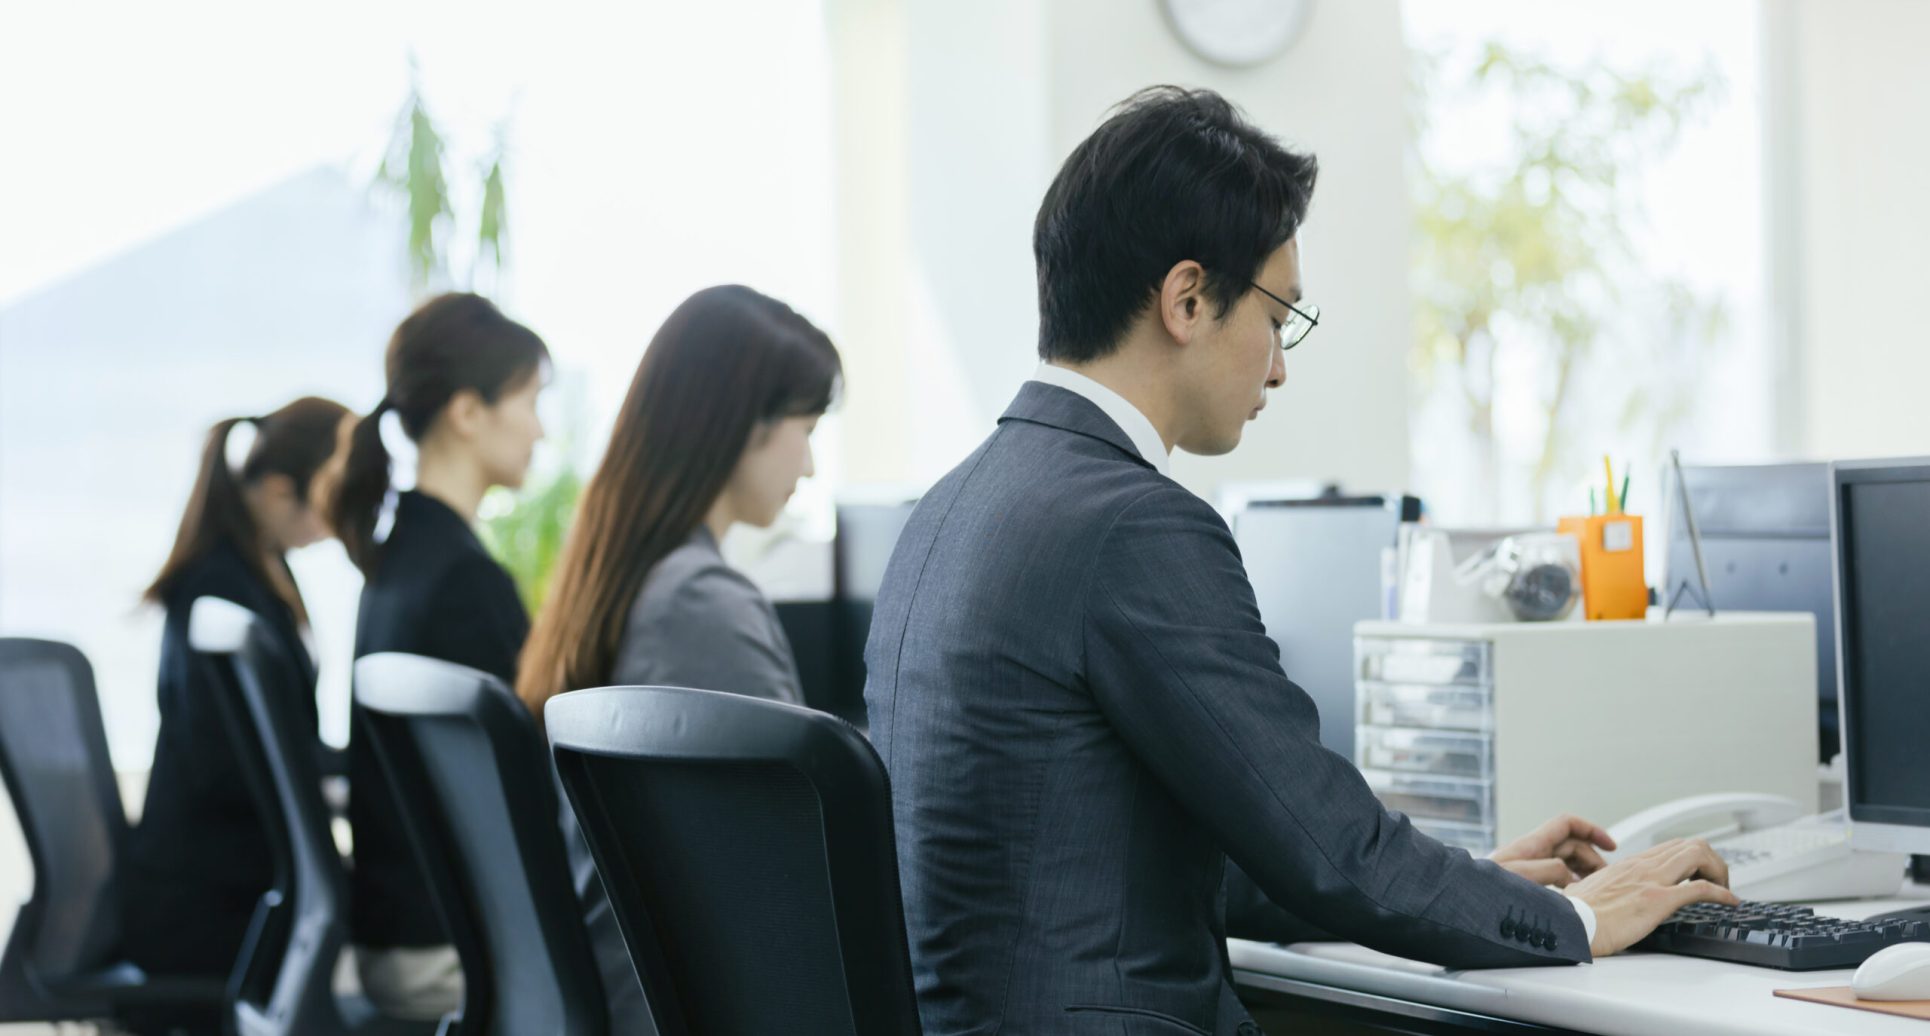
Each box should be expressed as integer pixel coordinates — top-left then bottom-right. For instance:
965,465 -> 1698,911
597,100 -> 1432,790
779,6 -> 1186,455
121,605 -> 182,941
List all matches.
1162,0 -> 1313,68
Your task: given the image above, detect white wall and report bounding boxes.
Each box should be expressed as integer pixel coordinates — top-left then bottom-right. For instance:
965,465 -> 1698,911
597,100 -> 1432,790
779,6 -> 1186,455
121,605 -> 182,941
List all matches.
1047,0 -> 1413,502
829,0 -> 1414,502
828,0 -> 1054,486
1788,0 -> 1930,460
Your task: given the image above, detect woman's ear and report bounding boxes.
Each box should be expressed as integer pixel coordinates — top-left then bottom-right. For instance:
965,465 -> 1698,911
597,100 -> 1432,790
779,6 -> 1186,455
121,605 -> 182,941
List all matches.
257,472 -> 298,504
440,388 -> 487,440
247,473 -> 303,532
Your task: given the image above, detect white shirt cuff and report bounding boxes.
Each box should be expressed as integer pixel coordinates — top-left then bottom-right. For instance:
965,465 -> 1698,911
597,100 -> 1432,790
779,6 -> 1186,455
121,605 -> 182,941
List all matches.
1564,893 -> 1598,950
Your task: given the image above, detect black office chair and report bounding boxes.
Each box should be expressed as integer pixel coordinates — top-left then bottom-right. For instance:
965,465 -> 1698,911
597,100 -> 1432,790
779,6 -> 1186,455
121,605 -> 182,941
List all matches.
353,652 -> 608,1036
0,637 -> 227,1025
546,685 -> 922,1036
186,597 -> 440,1036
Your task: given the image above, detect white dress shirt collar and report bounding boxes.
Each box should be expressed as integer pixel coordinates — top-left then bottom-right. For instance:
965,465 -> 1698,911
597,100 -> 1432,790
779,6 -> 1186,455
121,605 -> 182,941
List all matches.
1029,363 -> 1172,476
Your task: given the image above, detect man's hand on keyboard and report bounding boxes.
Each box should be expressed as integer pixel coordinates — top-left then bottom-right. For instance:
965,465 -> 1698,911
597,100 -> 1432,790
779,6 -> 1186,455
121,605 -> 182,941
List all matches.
1489,813 -> 1618,887
1567,838 -> 1739,957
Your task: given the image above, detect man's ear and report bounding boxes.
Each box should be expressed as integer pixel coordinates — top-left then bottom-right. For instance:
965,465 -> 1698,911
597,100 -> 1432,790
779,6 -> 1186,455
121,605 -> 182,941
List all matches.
1157,260 -> 1209,346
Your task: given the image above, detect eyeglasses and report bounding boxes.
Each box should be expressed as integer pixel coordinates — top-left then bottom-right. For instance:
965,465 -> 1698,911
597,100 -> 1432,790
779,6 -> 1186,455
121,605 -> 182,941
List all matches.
1250,282 -> 1320,350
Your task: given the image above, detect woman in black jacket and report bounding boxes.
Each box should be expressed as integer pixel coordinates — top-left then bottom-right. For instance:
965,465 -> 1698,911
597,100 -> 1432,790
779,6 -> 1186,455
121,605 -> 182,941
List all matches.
123,396 -> 351,1034
327,292 -> 548,1021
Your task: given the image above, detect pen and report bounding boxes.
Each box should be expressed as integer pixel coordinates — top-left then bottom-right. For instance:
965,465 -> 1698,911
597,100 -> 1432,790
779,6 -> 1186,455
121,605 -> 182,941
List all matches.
1603,455 -> 1619,514
1619,466 -> 1631,513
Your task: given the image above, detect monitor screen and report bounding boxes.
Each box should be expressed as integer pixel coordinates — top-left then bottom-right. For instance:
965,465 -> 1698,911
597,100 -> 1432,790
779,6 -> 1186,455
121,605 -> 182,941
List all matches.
1836,465 -> 1930,838
829,500 -> 918,722
1669,462 -> 1838,761
1235,495 -> 1417,760
835,501 -> 916,602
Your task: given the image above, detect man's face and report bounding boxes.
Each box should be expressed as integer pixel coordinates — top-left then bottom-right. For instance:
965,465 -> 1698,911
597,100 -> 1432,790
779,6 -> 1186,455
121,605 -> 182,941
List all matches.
1175,238 -> 1297,456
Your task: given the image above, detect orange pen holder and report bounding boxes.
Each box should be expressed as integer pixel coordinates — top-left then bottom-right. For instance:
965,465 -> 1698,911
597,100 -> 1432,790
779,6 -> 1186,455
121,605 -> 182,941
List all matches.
1556,514 -> 1648,621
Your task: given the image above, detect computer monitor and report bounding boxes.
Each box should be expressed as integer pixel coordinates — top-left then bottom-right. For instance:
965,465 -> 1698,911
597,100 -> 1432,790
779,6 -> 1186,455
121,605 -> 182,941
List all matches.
1666,462 -> 1839,761
1235,493 -> 1421,760
829,498 -> 919,721
1832,458 -> 1930,856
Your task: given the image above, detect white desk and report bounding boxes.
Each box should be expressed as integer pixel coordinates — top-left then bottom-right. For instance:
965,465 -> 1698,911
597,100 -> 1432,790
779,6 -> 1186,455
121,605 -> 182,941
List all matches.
1230,883 -> 1930,1035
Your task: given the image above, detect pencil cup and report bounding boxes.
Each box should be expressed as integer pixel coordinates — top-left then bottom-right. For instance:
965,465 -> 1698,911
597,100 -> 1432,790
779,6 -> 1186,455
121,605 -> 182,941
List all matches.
1555,514 -> 1647,621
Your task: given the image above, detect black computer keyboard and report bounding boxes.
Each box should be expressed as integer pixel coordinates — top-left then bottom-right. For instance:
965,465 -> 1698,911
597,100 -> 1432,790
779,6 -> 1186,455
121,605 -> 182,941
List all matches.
1637,900 -> 1930,970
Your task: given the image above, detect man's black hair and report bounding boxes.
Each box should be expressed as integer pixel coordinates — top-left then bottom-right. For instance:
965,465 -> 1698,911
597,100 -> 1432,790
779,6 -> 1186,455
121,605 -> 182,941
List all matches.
1034,86 -> 1318,363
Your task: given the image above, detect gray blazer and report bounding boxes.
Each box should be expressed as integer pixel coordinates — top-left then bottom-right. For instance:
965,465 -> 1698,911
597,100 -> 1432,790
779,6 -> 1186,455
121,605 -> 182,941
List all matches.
865,383 -> 1587,1036
566,525 -> 805,1035
609,526 -> 803,703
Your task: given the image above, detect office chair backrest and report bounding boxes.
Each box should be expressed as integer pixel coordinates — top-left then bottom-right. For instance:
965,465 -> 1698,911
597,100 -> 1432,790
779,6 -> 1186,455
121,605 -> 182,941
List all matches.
188,597 -> 348,1036
546,685 -> 921,1036
0,638 -> 128,1012
353,653 -> 607,1036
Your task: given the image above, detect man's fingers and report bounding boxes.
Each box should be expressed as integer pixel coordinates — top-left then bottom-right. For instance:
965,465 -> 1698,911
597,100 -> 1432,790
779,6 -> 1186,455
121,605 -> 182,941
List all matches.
1669,878 -> 1740,913
1683,840 -> 1731,888
1542,813 -> 1615,852
1659,839 -> 1731,888
1565,815 -> 1616,852
1508,858 -> 1577,887
1556,839 -> 1609,875
1516,815 -> 1567,853
1643,837 -> 1687,856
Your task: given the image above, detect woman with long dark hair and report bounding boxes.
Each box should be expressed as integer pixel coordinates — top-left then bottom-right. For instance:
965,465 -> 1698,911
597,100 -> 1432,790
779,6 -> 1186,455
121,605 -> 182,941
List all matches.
517,284 -> 840,1033
328,292 -> 548,1021
124,396 -> 351,1033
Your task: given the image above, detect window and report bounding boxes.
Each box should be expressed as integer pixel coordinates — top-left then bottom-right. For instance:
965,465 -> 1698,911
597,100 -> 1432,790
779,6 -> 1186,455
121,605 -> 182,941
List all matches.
1404,0 -> 1772,524
0,1 -> 836,768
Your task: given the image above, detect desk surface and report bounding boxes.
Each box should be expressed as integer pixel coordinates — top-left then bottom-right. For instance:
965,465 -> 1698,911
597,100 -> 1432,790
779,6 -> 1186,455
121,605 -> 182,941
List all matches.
1230,883 -> 1930,1036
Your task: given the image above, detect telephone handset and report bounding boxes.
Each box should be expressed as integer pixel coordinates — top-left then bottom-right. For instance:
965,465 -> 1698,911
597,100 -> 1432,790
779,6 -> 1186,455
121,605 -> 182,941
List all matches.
1607,792 -> 1806,855
1607,793 -> 1906,902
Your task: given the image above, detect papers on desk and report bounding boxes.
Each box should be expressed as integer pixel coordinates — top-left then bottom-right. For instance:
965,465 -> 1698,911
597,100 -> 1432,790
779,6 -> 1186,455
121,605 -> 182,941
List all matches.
1774,986 -> 1930,1023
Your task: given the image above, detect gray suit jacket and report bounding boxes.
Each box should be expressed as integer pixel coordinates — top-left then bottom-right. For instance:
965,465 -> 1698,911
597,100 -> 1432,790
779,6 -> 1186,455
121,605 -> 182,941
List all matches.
865,383 -> 1587,1036
609,526 -> 803,703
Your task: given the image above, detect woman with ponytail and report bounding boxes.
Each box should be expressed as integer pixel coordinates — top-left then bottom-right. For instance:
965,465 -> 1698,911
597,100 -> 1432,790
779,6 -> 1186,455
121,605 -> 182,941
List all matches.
123,396 -> 351,1030
329,292 -> 548,1021
516,285 -> 840,1033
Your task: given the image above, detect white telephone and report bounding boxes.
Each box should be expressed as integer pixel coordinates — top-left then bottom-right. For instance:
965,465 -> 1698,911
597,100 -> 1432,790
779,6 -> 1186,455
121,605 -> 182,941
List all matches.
1608,792 -> 1806,849
1608,793 -> 1907,903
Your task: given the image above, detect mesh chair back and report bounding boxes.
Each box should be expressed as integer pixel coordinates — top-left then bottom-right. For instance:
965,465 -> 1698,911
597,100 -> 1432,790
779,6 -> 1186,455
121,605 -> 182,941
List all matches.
0,639 -> 127,1014
546,685 -> 920,1036
354,652 -> 607,1036
188,597 -> 372,1036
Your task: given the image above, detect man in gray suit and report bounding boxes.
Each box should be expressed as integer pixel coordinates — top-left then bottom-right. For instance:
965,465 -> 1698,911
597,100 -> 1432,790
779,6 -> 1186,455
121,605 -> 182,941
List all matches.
864,87 -> 1737,1036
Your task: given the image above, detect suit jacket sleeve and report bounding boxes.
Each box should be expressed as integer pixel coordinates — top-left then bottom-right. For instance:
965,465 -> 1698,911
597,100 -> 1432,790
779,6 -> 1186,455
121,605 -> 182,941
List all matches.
1224,861 -> 1336,944
1083,483 -> 1589,967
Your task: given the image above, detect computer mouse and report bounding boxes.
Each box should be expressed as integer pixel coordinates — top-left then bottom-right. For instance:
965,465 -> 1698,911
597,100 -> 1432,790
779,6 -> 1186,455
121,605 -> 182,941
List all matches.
1852,942 -> 1930,1001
